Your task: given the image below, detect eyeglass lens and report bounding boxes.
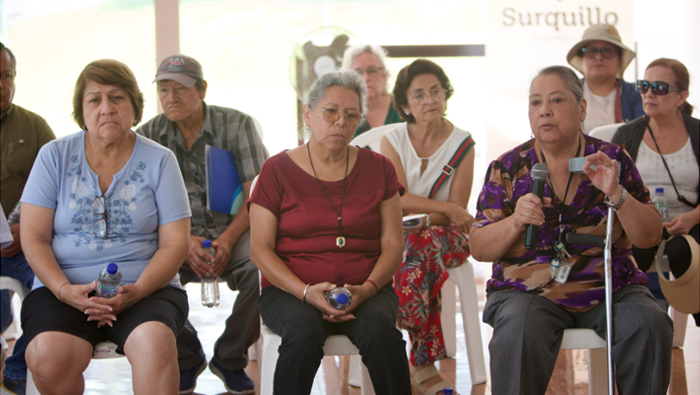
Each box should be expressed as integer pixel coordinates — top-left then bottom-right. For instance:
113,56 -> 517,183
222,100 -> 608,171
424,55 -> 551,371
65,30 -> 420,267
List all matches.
320,108 -> 361,126
354,67 -> 383,77
411,88 -> 445,105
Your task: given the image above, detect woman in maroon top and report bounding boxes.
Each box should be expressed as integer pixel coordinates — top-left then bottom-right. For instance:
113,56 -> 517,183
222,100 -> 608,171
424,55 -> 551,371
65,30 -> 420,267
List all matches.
249,70 -> 411,394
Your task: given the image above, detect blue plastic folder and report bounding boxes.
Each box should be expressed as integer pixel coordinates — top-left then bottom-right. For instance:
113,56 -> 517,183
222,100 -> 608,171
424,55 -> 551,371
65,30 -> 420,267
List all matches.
205,145 -> 244,215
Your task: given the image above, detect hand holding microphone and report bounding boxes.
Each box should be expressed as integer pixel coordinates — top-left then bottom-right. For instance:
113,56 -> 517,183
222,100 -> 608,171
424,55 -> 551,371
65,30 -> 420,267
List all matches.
524,163 -> 549,249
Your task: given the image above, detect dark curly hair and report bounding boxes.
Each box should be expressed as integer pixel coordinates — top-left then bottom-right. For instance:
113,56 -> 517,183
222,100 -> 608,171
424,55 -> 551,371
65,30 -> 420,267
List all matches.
392,59 -> 454,123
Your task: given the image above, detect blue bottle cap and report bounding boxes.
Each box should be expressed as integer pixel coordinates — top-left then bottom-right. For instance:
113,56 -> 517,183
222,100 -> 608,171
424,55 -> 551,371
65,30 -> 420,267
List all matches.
442,389 -> 454,395
336,293 -> 348,305
202,239 -> 212,248
107,263 -> 118,274
655,187 -> 664,193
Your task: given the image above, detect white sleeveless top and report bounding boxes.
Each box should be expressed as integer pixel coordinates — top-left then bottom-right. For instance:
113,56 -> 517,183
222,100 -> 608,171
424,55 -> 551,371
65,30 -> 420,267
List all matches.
636,137 -> 699,220
383,122 -> 473,202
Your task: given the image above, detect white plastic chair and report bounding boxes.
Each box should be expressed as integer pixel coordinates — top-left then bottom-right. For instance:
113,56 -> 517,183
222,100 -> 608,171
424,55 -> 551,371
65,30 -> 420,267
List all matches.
588,123 -> 624,141
0,277 -> 29,347
440,262 -> 487,384
349,123 -> 397,153
25,340 -> 125,395
560,328 -> 608,394
259,324 -> 375,395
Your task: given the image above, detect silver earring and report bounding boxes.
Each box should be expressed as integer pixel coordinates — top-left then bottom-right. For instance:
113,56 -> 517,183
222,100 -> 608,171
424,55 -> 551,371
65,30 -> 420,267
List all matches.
404,111 -> 410,115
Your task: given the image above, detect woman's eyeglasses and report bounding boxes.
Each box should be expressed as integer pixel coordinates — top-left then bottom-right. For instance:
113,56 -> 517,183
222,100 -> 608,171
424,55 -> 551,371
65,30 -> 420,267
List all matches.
318,108 -> 362,127
580,46 -> 618,59
92,195 -> 108,239
410,87 -> 445,105
635,80 -> 683,96
353,67 -> 384,77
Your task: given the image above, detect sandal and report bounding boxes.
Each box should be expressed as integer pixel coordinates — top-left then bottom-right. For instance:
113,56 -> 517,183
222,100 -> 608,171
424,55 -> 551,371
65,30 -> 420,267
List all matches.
410,365 -> 456,395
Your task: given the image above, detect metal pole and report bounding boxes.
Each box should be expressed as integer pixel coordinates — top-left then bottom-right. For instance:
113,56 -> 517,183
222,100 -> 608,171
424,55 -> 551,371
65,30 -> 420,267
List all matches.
604,206 -> 616,395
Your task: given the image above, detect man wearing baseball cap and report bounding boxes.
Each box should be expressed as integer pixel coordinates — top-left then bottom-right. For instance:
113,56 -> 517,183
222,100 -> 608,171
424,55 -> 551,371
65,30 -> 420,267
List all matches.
138,54 -> 267,395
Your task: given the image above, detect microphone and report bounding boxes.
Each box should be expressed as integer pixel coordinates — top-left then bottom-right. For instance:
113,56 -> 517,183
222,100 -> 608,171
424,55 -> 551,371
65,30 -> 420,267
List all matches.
525,163 -> 549,249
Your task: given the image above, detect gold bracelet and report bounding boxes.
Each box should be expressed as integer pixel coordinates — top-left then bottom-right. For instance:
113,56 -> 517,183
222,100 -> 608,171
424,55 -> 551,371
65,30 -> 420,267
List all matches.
302,283 -> 311,303
57,282 -> 70,302
423,214 -> 431,228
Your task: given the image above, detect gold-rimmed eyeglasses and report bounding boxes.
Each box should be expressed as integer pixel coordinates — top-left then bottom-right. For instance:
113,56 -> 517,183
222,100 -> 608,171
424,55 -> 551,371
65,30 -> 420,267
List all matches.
92,195 -> 108,239
318,108 -> 362,127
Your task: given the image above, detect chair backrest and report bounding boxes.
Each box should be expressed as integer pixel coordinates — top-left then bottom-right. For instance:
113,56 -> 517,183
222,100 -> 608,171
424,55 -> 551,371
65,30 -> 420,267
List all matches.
588,123 -> 624,143
349,123 -> 397,153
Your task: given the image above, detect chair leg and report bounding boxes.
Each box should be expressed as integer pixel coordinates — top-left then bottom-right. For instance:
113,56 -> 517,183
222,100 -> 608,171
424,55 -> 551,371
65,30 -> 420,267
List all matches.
260,326 -> 281,395
441,281 -> 457,358
588,347 -> 608,395
670,307 -> 689,348
449,263 -> 487,385
348,354 -> 362,387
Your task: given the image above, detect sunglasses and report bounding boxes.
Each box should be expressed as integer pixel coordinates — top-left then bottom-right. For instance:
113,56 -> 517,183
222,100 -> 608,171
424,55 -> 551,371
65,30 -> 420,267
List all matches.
581,46 -> 619,60
318,108 -> 362,127
635,80 -> 683,96
92,195 -> 108,239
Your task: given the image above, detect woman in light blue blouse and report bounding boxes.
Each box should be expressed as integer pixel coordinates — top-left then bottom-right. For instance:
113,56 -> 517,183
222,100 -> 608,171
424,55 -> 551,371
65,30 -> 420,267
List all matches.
19,60 -> 192,393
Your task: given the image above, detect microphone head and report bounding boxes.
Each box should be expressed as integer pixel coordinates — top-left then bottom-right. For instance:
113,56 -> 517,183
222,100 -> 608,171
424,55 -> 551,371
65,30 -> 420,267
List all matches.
531,163 -> 549,181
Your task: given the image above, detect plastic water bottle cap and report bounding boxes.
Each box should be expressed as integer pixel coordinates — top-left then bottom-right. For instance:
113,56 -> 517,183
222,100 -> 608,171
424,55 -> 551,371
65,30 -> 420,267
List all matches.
107,263 -> 118,274
202,239 -> 212,248
656,188 -> 664,193
442,389 -> 454,395
336,293 -> 348,305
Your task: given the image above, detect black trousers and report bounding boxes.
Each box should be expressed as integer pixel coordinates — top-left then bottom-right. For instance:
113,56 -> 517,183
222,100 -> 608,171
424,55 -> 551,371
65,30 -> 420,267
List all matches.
259,285 -> 412,395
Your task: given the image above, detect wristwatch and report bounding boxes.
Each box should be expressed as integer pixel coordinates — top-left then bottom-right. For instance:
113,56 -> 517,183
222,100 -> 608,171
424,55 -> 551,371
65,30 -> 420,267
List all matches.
604,187 -> 628,210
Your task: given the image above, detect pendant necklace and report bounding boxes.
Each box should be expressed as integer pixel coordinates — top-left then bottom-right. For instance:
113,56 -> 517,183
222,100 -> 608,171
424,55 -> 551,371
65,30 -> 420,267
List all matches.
307,142 -> 349,248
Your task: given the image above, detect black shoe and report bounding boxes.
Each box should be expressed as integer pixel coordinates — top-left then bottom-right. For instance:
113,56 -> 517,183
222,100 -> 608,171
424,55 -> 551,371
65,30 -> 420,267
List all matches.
209,359 -> 255,395
178,355 -> 207,395
0,376 -> 26,395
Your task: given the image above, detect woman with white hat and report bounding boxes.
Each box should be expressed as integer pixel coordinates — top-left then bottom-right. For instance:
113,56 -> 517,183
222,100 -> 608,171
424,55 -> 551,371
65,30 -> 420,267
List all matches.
567,24 -> 645,133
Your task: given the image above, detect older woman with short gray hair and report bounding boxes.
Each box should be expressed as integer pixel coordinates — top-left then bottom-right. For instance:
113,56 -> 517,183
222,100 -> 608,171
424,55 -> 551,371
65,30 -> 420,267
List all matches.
342,44 -> 402,139
248,69 -> 412,394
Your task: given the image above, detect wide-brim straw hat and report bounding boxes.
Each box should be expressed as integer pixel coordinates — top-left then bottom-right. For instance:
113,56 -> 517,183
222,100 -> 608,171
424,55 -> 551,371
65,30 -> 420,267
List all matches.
656,234 -> 700,315
567,24 -> 636,78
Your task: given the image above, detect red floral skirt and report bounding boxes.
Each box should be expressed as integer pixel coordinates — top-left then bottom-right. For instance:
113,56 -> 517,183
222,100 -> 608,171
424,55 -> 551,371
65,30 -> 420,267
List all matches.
394,224 -> 470,366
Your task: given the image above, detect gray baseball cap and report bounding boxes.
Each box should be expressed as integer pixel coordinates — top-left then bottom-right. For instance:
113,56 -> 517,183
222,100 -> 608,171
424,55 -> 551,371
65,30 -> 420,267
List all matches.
154,54 -> 203,87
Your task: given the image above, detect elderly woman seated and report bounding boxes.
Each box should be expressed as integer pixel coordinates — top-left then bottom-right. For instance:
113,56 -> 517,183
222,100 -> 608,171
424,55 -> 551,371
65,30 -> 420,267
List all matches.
249,69 -> 412,394
470,66 -> 673,395
20,59 -> 191,394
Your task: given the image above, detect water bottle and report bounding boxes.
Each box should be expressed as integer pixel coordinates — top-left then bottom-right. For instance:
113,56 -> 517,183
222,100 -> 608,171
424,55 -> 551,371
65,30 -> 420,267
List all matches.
7,203 -> 20,227
96,263 -> 121,298
325,287 -> 352,310
652,188 -> 670,222
201,239 -> 220,308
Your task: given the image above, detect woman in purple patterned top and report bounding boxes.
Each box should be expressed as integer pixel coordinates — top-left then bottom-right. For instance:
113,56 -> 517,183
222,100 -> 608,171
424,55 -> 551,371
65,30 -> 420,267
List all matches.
470,66 -> 673,394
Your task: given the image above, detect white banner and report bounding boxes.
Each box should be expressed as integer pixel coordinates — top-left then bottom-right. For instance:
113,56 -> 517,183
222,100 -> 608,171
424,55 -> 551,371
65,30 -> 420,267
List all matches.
485,0 -> 635,163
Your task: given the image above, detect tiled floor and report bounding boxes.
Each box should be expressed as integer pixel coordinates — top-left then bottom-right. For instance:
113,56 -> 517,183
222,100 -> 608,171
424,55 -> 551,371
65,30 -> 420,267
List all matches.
2,260 -> 698,394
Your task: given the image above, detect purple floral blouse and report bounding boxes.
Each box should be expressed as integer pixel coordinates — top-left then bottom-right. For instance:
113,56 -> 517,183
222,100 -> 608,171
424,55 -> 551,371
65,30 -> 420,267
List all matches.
473,135 -> 651,312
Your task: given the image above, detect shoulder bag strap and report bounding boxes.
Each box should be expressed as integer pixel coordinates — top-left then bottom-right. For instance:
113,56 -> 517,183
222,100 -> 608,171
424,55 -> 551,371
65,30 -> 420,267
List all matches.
428,136 -> 475,199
